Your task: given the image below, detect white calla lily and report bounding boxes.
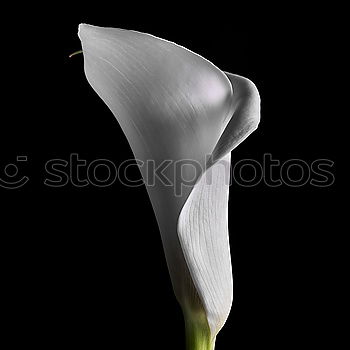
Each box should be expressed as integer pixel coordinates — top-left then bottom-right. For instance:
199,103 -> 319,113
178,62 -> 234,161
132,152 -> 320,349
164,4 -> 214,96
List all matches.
77,23 -> 260,350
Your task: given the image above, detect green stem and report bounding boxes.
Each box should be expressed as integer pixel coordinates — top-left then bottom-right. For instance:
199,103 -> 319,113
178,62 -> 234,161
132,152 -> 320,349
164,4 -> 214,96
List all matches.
184,309 -> 215,350
69,50 -> 83,58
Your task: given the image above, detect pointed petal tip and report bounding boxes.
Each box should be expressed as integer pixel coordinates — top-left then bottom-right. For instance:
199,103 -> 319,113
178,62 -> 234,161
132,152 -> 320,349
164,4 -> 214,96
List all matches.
78,23 -> 105,41
77,23 -> 128,44
78,23 -> 92,40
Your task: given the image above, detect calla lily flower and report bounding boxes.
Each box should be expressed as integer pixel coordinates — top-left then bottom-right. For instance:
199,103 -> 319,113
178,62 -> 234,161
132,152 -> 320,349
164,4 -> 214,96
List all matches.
77,24 -> 260,350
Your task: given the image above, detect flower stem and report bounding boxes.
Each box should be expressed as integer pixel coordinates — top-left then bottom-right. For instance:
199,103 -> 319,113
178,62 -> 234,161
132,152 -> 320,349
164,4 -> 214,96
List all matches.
184,309 -> 215,350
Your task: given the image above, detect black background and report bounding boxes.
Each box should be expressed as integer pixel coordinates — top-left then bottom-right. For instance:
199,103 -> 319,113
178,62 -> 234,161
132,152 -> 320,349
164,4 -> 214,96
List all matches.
1,3 -> 339,349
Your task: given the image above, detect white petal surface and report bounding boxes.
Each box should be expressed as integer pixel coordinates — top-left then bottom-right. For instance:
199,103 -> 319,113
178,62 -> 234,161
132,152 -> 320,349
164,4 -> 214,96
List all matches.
78,23 -> 260,340
178,153 -> 232,336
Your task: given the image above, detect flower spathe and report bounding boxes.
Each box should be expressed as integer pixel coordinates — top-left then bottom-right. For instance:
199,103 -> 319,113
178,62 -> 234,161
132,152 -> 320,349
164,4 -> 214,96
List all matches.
78,23 -> 260,349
